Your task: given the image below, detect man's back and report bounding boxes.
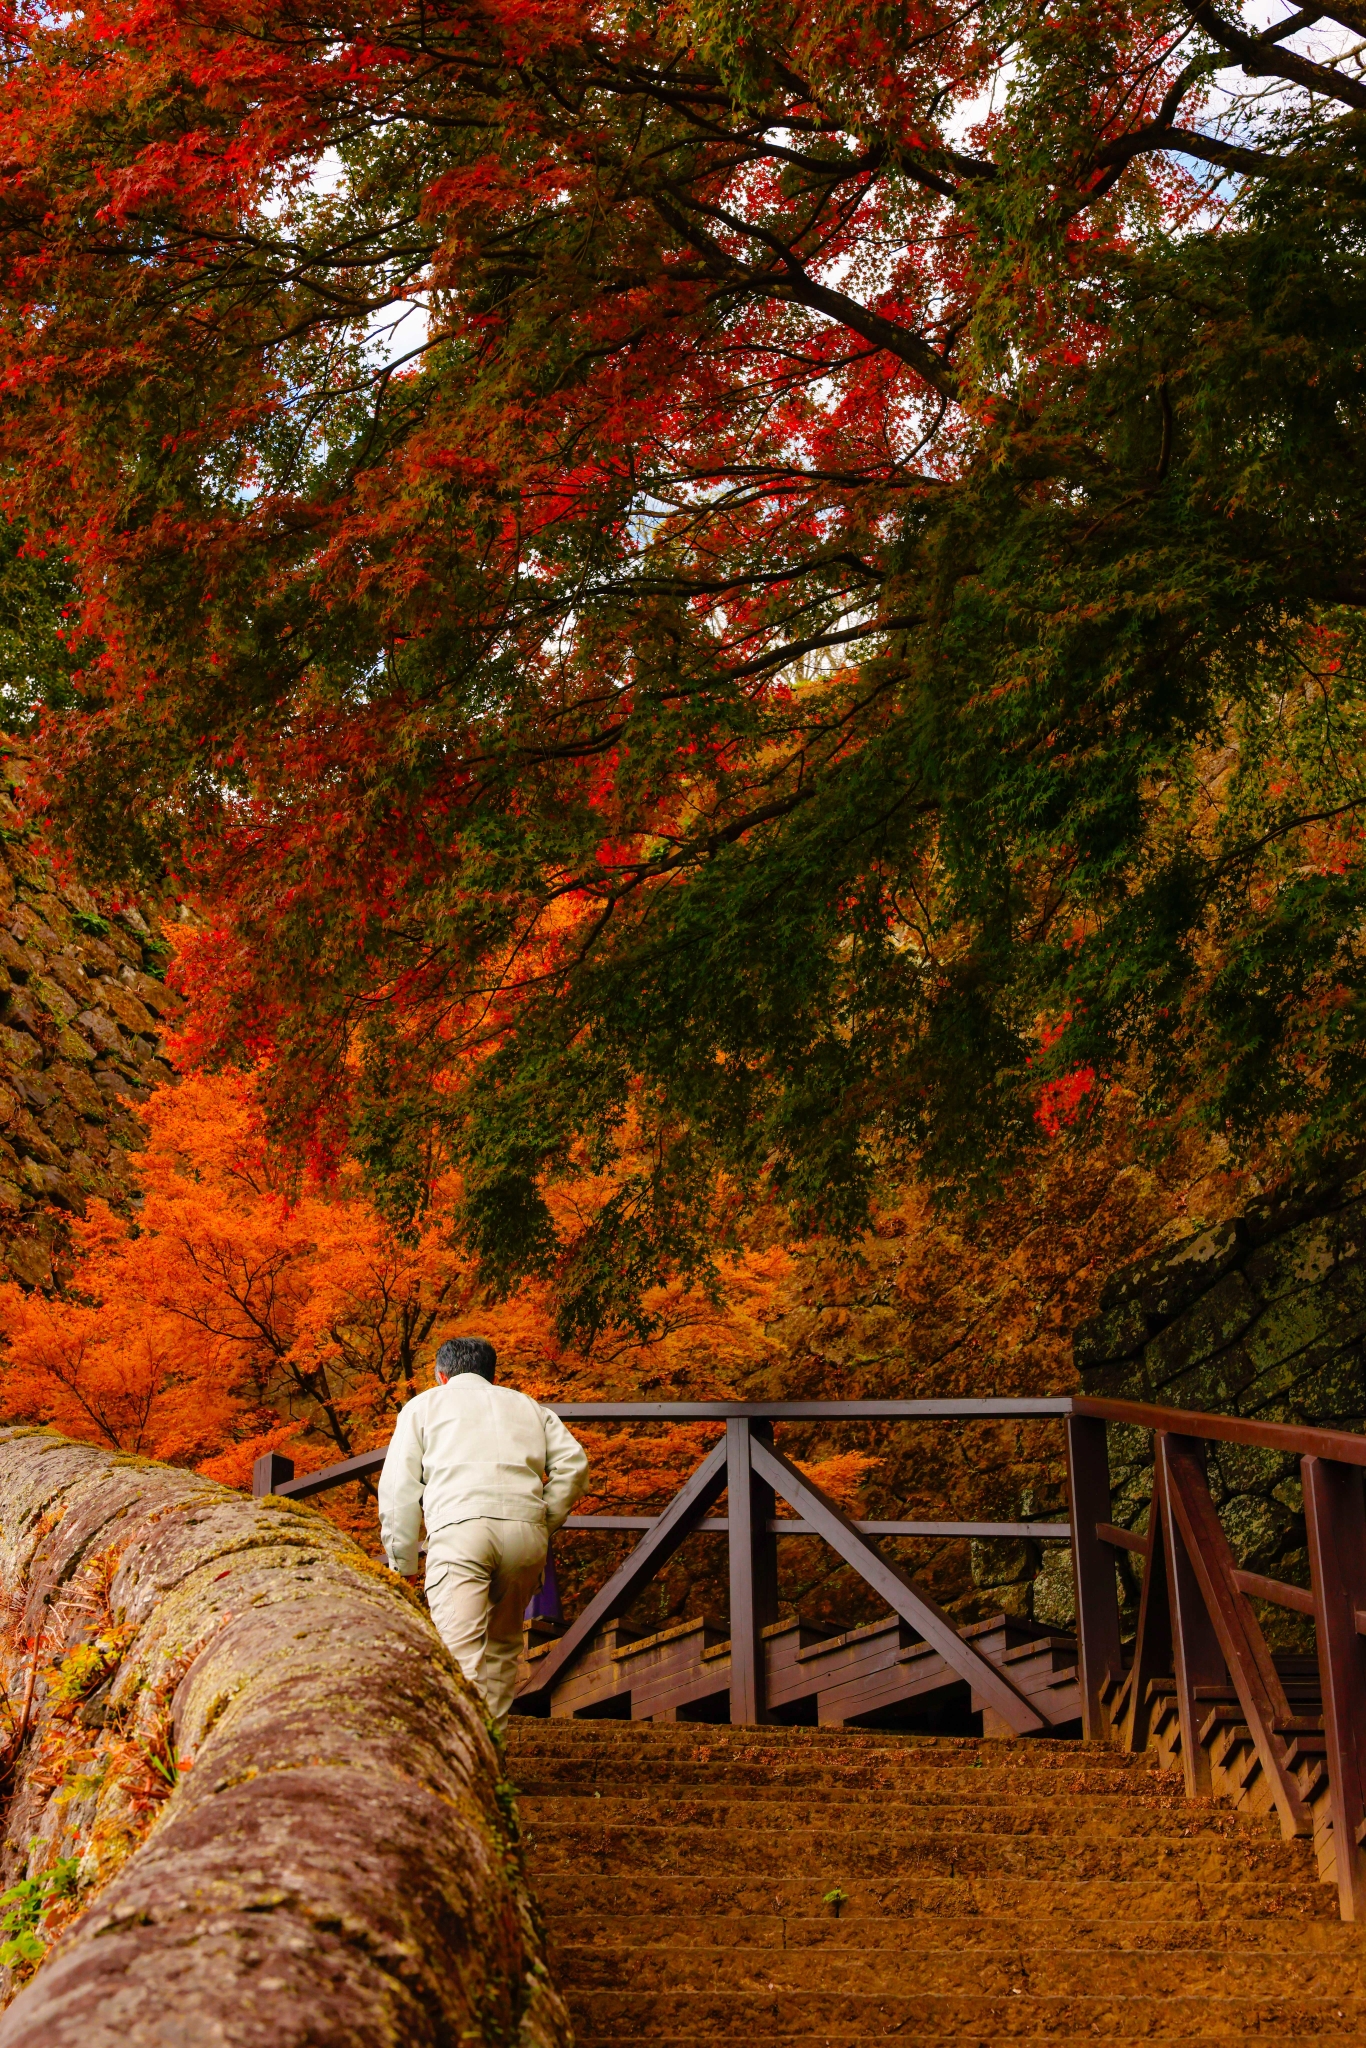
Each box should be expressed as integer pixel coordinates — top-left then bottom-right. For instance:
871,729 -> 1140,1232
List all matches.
378,1374 -> 589,1575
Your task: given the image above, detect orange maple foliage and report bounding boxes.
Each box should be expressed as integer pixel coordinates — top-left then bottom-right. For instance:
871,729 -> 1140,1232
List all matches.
0,1069 -> 467,1489
0,1051 -> 1250,1641
0,1069 -> 873,1568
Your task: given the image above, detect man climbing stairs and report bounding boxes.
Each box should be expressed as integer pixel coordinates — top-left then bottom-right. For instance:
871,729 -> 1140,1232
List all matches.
506,1720 -> 1366,2043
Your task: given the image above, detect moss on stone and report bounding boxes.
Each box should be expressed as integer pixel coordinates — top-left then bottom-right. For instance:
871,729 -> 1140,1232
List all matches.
0,1430 -> 572,2048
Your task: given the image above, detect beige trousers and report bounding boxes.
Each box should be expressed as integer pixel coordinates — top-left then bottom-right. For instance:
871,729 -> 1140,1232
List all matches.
425,1518 -> 548,1731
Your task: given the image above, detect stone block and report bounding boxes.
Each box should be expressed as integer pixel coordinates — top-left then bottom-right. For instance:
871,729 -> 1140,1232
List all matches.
1282,1347 -> 1366,1428
0,931 -> 34,978
1244,1215 -> 1338,1303
1030,1545 -> 1076,1629
46,953 -> 92,1003
103,924 -> 143,965
0,1177 -> 26,1213
1098,1222 -> 1245,1328
128,972 -> 180,1018
981,1581 -> 1033,1621
1243,1181 -> 1344,1246
1143,1271 -> 1259,1389
4,1235 -> 49,1287
1218,1492 -> 1296,1573
74,933 -> 120,975
1153,1341 -> 1258,1415
7,905 -> 58,953
96,978 -> 157,1035
49,1061 -> 106,1121
1245,1285 -> 1338,1375
970,1537 -> 1038,1587
54,1024 -> 95,1064
66,1151 -> 111,1198
39,1166 -> 84,1215
1331,1198 -> 1366,1267
1327,1258 -> 1366,1321
1074,1296 -> 1149,1371
1106,1420 -> 1154,1471
2,995 -> 46,1041
12,1109 -> 61,1166
21,887 -> 72,937
40,1103 -> 79,1151
74,1008 -> 123,1056
1241,1352 -> 1316,1411
1077,1359 -> 1146,1401
1209,1439 -> 1292,1497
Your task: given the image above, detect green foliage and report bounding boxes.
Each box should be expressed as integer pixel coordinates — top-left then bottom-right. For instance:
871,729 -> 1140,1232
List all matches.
0,518 -> 80,732
0,1855 -> 80,1974
46,1634 -> 128,1704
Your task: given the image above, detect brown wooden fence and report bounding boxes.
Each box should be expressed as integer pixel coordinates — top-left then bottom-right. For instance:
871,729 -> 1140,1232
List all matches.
253,1393 -> 1366,1920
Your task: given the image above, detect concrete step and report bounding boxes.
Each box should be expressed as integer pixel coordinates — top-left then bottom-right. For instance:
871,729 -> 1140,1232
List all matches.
548,1910 -> 1359,1951
511,1763 -> 1170,1796
509,1728 -> 1130,1762
552,1942 -> 1366,1997
522,1822 -> 1317,1882
568,1990 -> 1366,2037
528,1871 -> 1334,1920
507,1721 -> 1350,2044
520,1793 -> 1257,1835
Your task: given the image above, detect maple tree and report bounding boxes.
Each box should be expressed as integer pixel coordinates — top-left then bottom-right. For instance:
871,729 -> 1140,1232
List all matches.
0,0 -> 1363,1331
0,1068 -> 463,1493
0,1064 -> 828,1566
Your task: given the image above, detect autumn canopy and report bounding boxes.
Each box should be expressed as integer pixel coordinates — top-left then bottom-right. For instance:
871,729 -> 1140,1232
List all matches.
0,0 -> 1360,1333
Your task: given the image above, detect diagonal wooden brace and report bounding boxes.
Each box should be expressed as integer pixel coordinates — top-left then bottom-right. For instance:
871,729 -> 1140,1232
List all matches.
1161,1433 -> 1309,1840
516,1436 -> 730,1707
1117,1454 -> 1172,1756
748,1437 -> 1046,1735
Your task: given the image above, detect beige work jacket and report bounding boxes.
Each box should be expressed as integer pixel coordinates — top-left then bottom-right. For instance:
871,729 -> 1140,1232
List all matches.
377,1375 -> 590,1577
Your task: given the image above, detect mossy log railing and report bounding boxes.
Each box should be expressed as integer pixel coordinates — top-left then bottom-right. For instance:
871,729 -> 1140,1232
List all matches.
0,1427 -> 570,2048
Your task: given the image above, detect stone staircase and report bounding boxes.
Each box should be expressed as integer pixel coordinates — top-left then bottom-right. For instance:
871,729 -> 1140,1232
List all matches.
505,1720 -> 1366,2044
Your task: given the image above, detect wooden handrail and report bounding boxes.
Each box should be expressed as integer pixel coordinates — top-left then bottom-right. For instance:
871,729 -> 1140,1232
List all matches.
565,1516 -> 1070,1535
266,1395 -> 1366,1507
547,1399 -> 1075,1419
1073,1394 -> 1366,1469
262,1398 -> 1074,1501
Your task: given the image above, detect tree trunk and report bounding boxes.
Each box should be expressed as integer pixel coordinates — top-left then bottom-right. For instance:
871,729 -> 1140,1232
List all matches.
0,1427 -> 570,2048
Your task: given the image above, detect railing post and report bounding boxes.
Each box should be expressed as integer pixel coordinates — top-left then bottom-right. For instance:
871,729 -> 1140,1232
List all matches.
727,1419 -> 778,1725
252,1452 -> 296,1499
1066,1414 -> 1122,1740
1303,1454 -> 1366,1920
1121,1443 -> 1172,1756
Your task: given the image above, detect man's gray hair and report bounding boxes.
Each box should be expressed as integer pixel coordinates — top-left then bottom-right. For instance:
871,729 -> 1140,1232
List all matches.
435,1335 -> 497,1384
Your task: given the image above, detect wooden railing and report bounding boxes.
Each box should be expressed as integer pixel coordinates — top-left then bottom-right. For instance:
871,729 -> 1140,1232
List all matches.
254,1400 -> 1071,1737
253,1391 -> 1366,1921
1068,1396 -> 1366,1923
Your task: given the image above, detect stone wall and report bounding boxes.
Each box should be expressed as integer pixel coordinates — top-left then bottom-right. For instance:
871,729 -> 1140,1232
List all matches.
1071,1163 -> 1366,1644
0,1428 -> 569,2048
0,743 -> 178,1288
